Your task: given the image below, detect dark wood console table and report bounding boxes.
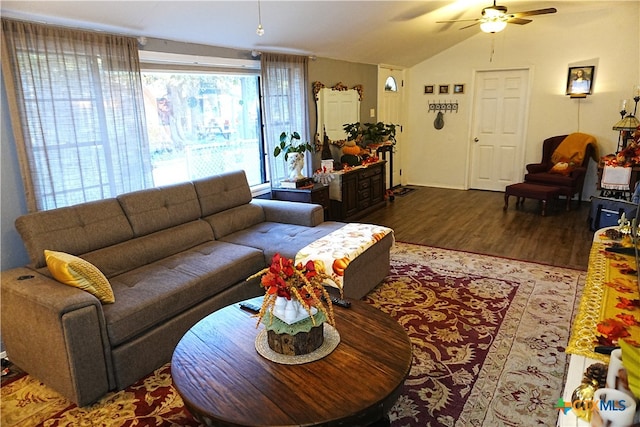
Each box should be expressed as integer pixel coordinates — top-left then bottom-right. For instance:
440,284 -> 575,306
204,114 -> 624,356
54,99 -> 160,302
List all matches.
329,161 -> 387,221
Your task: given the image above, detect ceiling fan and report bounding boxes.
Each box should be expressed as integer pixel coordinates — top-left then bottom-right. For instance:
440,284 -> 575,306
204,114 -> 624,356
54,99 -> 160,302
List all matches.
437,1 -> 557,33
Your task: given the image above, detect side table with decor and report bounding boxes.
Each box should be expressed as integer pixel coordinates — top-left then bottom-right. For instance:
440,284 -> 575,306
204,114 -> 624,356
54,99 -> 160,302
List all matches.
271,183 -> 331,220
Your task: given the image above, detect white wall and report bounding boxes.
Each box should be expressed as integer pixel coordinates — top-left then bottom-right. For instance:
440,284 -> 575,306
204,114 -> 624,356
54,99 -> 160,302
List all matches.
404,2 -> 640,200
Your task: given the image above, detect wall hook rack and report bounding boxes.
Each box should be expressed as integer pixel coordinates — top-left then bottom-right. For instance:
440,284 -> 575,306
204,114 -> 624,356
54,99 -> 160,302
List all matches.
428,100 -> 458,113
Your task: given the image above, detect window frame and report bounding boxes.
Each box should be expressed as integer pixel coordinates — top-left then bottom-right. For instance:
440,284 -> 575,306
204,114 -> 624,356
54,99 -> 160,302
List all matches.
139,51 -> 271,196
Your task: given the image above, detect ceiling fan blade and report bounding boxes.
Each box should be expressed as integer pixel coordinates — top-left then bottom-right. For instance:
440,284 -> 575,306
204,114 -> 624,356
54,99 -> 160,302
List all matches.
510,7 -> 557,18
436,18 -> 481,24
459,22 -> 480,30
507,18 -> 533,25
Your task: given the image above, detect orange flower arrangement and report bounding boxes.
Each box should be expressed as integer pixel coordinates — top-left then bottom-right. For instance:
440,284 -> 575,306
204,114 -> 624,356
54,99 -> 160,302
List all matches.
603,125 -> 640,167
247,253 -> 336,328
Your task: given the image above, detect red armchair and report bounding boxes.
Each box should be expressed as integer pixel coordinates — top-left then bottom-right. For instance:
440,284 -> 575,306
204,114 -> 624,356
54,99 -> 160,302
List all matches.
524,134 -> 596,210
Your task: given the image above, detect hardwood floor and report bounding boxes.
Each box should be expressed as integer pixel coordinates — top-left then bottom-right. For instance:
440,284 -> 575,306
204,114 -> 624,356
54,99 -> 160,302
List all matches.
359,186 -> 595,270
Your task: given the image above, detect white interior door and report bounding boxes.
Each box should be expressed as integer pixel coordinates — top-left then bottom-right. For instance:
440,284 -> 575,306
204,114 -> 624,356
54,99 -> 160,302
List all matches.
469,69 -> 529,191
378,67 -> 404,189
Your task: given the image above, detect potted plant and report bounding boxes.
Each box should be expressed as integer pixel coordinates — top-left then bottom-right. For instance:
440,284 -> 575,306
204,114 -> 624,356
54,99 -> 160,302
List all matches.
273,131 -> 314,160
273,131 -> 314,180
343,122 -> 362,142
363,122 -> 397,145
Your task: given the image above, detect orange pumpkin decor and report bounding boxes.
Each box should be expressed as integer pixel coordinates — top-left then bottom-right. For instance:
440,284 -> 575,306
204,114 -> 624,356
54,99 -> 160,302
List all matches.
332,257 -> 350,276
342,144 -> 362,156
372,232 -> 385,242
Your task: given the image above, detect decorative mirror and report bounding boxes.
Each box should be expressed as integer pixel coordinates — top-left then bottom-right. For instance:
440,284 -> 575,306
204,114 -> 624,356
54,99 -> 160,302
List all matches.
313,82 -> 363,147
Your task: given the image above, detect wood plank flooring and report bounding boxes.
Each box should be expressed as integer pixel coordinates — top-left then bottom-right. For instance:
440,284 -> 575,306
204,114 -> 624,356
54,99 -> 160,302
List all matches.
359,186 -> 595,270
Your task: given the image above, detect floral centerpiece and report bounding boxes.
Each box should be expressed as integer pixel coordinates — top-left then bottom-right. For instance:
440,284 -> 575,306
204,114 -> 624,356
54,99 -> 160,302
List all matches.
247,254 -> 338,355
248,253 -> 336,327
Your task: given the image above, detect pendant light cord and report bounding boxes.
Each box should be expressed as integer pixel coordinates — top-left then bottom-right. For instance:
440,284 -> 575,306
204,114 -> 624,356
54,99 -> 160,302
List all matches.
256,0 -> 265,36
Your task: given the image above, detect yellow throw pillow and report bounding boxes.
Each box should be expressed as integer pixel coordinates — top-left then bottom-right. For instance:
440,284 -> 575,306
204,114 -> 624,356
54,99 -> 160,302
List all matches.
44,250 -> 115,304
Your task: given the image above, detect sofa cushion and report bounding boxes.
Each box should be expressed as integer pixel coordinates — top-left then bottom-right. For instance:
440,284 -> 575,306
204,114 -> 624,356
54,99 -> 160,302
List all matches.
15,199 -> 134,269
103,240 -> 264,346
44,250 -> 115,304
117,182 -> 201,237
220,221 -> 345,262
82,220 -> 214,278
203,203 -> 265,239
193,170 -> 253,217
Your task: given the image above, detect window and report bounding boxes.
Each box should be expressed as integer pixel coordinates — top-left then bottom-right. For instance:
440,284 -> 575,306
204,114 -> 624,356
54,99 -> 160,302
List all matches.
4,19 -> 289,212
384,76 -> 398,92
2,19 -> 153,212
140,70 -> 266,187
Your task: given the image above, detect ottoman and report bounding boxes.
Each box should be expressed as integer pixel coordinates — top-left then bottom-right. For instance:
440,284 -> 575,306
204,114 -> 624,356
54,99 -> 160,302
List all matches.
295,223 -> 394,299
504,183 -> 561,216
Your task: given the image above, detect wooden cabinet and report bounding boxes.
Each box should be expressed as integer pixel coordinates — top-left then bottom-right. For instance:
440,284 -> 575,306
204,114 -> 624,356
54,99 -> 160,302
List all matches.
271,184 -> 330,219
330,161 -> 386,221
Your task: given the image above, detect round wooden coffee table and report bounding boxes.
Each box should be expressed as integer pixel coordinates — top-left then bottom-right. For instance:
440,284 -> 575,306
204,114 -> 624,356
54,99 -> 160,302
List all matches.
171,299 -> 412,427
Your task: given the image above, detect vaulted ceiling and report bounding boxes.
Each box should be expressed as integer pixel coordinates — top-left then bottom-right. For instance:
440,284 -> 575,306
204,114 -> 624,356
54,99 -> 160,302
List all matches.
1,1 -> 606,67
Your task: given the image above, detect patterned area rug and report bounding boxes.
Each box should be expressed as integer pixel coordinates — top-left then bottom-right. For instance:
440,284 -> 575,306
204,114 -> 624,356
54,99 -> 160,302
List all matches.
1,242 -> 585,427
367,243 -> 585,426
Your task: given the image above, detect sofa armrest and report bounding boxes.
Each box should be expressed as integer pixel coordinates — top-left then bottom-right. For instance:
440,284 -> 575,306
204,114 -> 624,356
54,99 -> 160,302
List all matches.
1,268 -> 112,406
251,198 -> 324,227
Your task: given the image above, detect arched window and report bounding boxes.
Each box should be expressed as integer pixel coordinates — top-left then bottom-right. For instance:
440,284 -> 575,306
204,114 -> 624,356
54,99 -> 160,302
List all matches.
384,76 -> 398,92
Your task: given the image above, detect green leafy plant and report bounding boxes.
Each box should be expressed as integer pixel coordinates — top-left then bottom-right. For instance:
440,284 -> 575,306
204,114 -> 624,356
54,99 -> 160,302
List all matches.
343,122 -> 362,141
273,131 -> 314,161
342,122 -> 398,145
363,122 -> 397,144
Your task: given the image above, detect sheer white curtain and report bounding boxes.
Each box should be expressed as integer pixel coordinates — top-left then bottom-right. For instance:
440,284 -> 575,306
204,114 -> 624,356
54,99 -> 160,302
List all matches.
1,19 -> 152,211
260,53 -> 310,184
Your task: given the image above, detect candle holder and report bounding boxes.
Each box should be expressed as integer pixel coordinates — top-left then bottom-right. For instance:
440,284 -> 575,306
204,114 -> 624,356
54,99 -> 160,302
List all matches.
613,87 -> 640,152
620,108 -> 627,120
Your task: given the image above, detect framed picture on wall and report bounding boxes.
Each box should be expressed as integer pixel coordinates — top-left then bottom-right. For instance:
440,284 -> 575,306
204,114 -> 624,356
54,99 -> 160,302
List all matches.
566,66 -> 594,96
424,85 -> 434,94
439,85 -> 449,94
453,84 -> 464,94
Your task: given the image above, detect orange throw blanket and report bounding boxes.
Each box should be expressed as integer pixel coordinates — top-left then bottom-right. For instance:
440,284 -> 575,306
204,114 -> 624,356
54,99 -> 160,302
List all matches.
550,132 -> 597,165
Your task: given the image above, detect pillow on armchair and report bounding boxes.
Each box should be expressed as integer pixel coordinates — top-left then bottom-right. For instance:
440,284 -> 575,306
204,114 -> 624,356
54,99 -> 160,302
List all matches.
548,160 -> 576,176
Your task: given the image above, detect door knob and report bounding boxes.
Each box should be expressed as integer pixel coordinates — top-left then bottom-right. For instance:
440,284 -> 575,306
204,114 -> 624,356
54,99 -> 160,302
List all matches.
474,137 -> 479,142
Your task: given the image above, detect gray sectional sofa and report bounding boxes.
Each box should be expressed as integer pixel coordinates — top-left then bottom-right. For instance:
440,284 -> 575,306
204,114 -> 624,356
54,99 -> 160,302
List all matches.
1,170 -> 394,406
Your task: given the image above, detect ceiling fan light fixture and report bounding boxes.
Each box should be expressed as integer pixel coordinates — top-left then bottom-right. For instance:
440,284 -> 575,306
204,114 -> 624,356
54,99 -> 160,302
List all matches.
483,7 -> 505,19
480,20 -> 507,33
